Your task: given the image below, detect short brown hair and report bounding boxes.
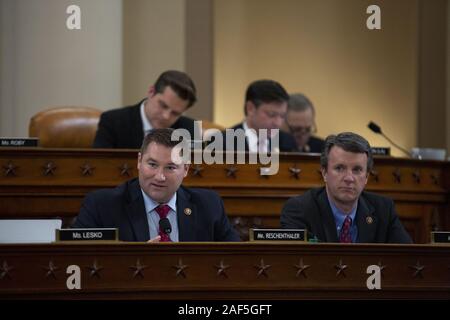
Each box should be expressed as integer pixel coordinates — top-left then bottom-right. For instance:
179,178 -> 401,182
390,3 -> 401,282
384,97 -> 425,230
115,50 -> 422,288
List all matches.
244,80 -> 289,115
140,128 -> 180,154
320,132 -> 373,172
154,70 -> 197,108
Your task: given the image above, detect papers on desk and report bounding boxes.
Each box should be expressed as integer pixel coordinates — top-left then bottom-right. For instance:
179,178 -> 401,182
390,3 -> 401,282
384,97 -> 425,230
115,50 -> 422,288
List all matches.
0,219 -> 62,243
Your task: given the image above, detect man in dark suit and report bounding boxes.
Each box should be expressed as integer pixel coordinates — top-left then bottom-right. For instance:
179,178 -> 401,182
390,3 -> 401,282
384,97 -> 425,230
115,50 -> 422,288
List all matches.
223,80 -> 297,153
93,70 -> 199,148
282,93 -> 325,153
280,132 -> 412,243
74,128 -> 240,242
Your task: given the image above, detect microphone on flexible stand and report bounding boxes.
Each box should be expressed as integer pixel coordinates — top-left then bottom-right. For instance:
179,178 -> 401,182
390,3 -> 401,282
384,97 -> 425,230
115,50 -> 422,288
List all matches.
159,218 -> 172,235
367,121 -> 412,158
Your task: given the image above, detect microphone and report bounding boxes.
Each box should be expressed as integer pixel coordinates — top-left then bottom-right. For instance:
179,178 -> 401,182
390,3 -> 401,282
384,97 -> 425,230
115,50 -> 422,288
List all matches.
367,121 -> 411,157
159,218 -> 172,235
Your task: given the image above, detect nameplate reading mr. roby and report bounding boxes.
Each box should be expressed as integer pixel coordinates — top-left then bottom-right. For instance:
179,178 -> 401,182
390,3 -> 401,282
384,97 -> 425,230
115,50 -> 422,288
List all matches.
0,138 -> 38,147
250,229 -> 307,242
56,228 -> 118,242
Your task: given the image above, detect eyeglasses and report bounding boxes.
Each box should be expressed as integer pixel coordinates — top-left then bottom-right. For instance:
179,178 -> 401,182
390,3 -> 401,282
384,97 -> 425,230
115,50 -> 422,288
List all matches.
287,124 -> 316,135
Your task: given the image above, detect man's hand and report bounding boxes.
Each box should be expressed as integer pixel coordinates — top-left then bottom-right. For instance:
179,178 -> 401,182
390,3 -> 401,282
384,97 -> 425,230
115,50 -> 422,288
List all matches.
147,235 -> 161,243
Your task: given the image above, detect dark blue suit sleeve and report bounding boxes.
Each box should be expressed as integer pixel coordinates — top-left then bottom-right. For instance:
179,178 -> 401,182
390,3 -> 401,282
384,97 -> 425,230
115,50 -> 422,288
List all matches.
280,196 -> 310,230
71,193 -> 103,228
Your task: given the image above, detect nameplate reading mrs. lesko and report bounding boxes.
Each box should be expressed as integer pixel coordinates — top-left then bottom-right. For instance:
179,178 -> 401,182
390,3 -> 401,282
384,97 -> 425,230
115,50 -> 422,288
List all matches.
0,137 -> 38,147
431,231 -> 450,244
250,229 -> 307,242
56,228 -> 118,242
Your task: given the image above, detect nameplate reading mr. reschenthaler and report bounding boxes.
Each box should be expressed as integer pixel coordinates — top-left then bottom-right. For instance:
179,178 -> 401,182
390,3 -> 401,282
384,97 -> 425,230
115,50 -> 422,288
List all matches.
56,228 -> 118,242
431,231 -> 450,244
250,229 -> 307,242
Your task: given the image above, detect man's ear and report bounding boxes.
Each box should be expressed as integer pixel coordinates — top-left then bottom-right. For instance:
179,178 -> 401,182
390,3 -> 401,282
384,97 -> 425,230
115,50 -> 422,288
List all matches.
147,86 -> 156,97
364,171 -> 369,185
137,152 -> 142,170
245,101 -> 256,116
183,164 -> 190,177
321,167 -> 327,182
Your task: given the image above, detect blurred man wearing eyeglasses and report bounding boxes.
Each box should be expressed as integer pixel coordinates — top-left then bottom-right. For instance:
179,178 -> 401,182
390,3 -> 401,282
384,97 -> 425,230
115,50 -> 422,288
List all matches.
283,93 -> 325,153
224,80 -> 297,153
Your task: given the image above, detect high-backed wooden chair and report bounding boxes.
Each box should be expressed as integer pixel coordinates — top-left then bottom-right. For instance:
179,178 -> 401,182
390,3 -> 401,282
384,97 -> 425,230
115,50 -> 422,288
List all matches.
29,106 -> 102,148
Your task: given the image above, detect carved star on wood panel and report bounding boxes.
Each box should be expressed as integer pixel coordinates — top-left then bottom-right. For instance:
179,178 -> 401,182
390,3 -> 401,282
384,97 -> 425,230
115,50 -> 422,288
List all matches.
119,163 -> 132,177
42,261 -> 60,279
42,161 -> 57,176
334,259 -> 348,277
289,166 -> 302,179
214,260 -> 230,278
86,260 -> 104,278
430,173 -> 439,185
412,171 -> 421,184
3,161 -> 18,177
225,166 -> 238,178
129,259 -> 148,279
370,169 -> 379,182
409,261 -> 425,278
80,163 -> 95,176
294,258 -> 310,278
254,259 -> 271,278
392,169 -> 401,183
191,165 -> 204,177
0,261 -> 14,280
172,259 -> 189,278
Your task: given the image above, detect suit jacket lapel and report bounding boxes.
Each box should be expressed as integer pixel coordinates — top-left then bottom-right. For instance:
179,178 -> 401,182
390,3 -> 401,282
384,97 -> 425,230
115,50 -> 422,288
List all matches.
316,189 -> 339,242
125,179 -> 150,241
355,195 -> 377,243
177,187 -> 197,241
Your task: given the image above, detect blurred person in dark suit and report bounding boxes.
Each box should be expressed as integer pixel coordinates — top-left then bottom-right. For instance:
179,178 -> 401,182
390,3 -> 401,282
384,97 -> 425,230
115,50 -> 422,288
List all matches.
93,70 -> 199,148
224,79 -> 297,153
282,93 -> 324,153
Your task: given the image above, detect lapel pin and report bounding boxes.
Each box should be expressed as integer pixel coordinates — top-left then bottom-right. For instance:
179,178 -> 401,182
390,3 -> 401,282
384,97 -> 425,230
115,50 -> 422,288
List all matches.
184,208 -> 192,216
366,216 -> 373,224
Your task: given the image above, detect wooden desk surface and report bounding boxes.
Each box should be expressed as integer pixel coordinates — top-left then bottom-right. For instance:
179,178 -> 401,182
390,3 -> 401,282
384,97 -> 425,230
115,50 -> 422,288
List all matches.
0,242 -> 449,299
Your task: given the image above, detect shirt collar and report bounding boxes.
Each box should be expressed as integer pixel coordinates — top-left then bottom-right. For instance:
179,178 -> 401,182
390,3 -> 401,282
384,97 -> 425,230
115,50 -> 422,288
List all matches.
141,189 -> 177,214
140,100 -> 153,134
327,194 -> 358,228
243,121 -> 261,153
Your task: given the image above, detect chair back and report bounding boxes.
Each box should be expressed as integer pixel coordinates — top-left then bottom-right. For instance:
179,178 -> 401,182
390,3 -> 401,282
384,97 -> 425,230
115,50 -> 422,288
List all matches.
29,106 -> 101,148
